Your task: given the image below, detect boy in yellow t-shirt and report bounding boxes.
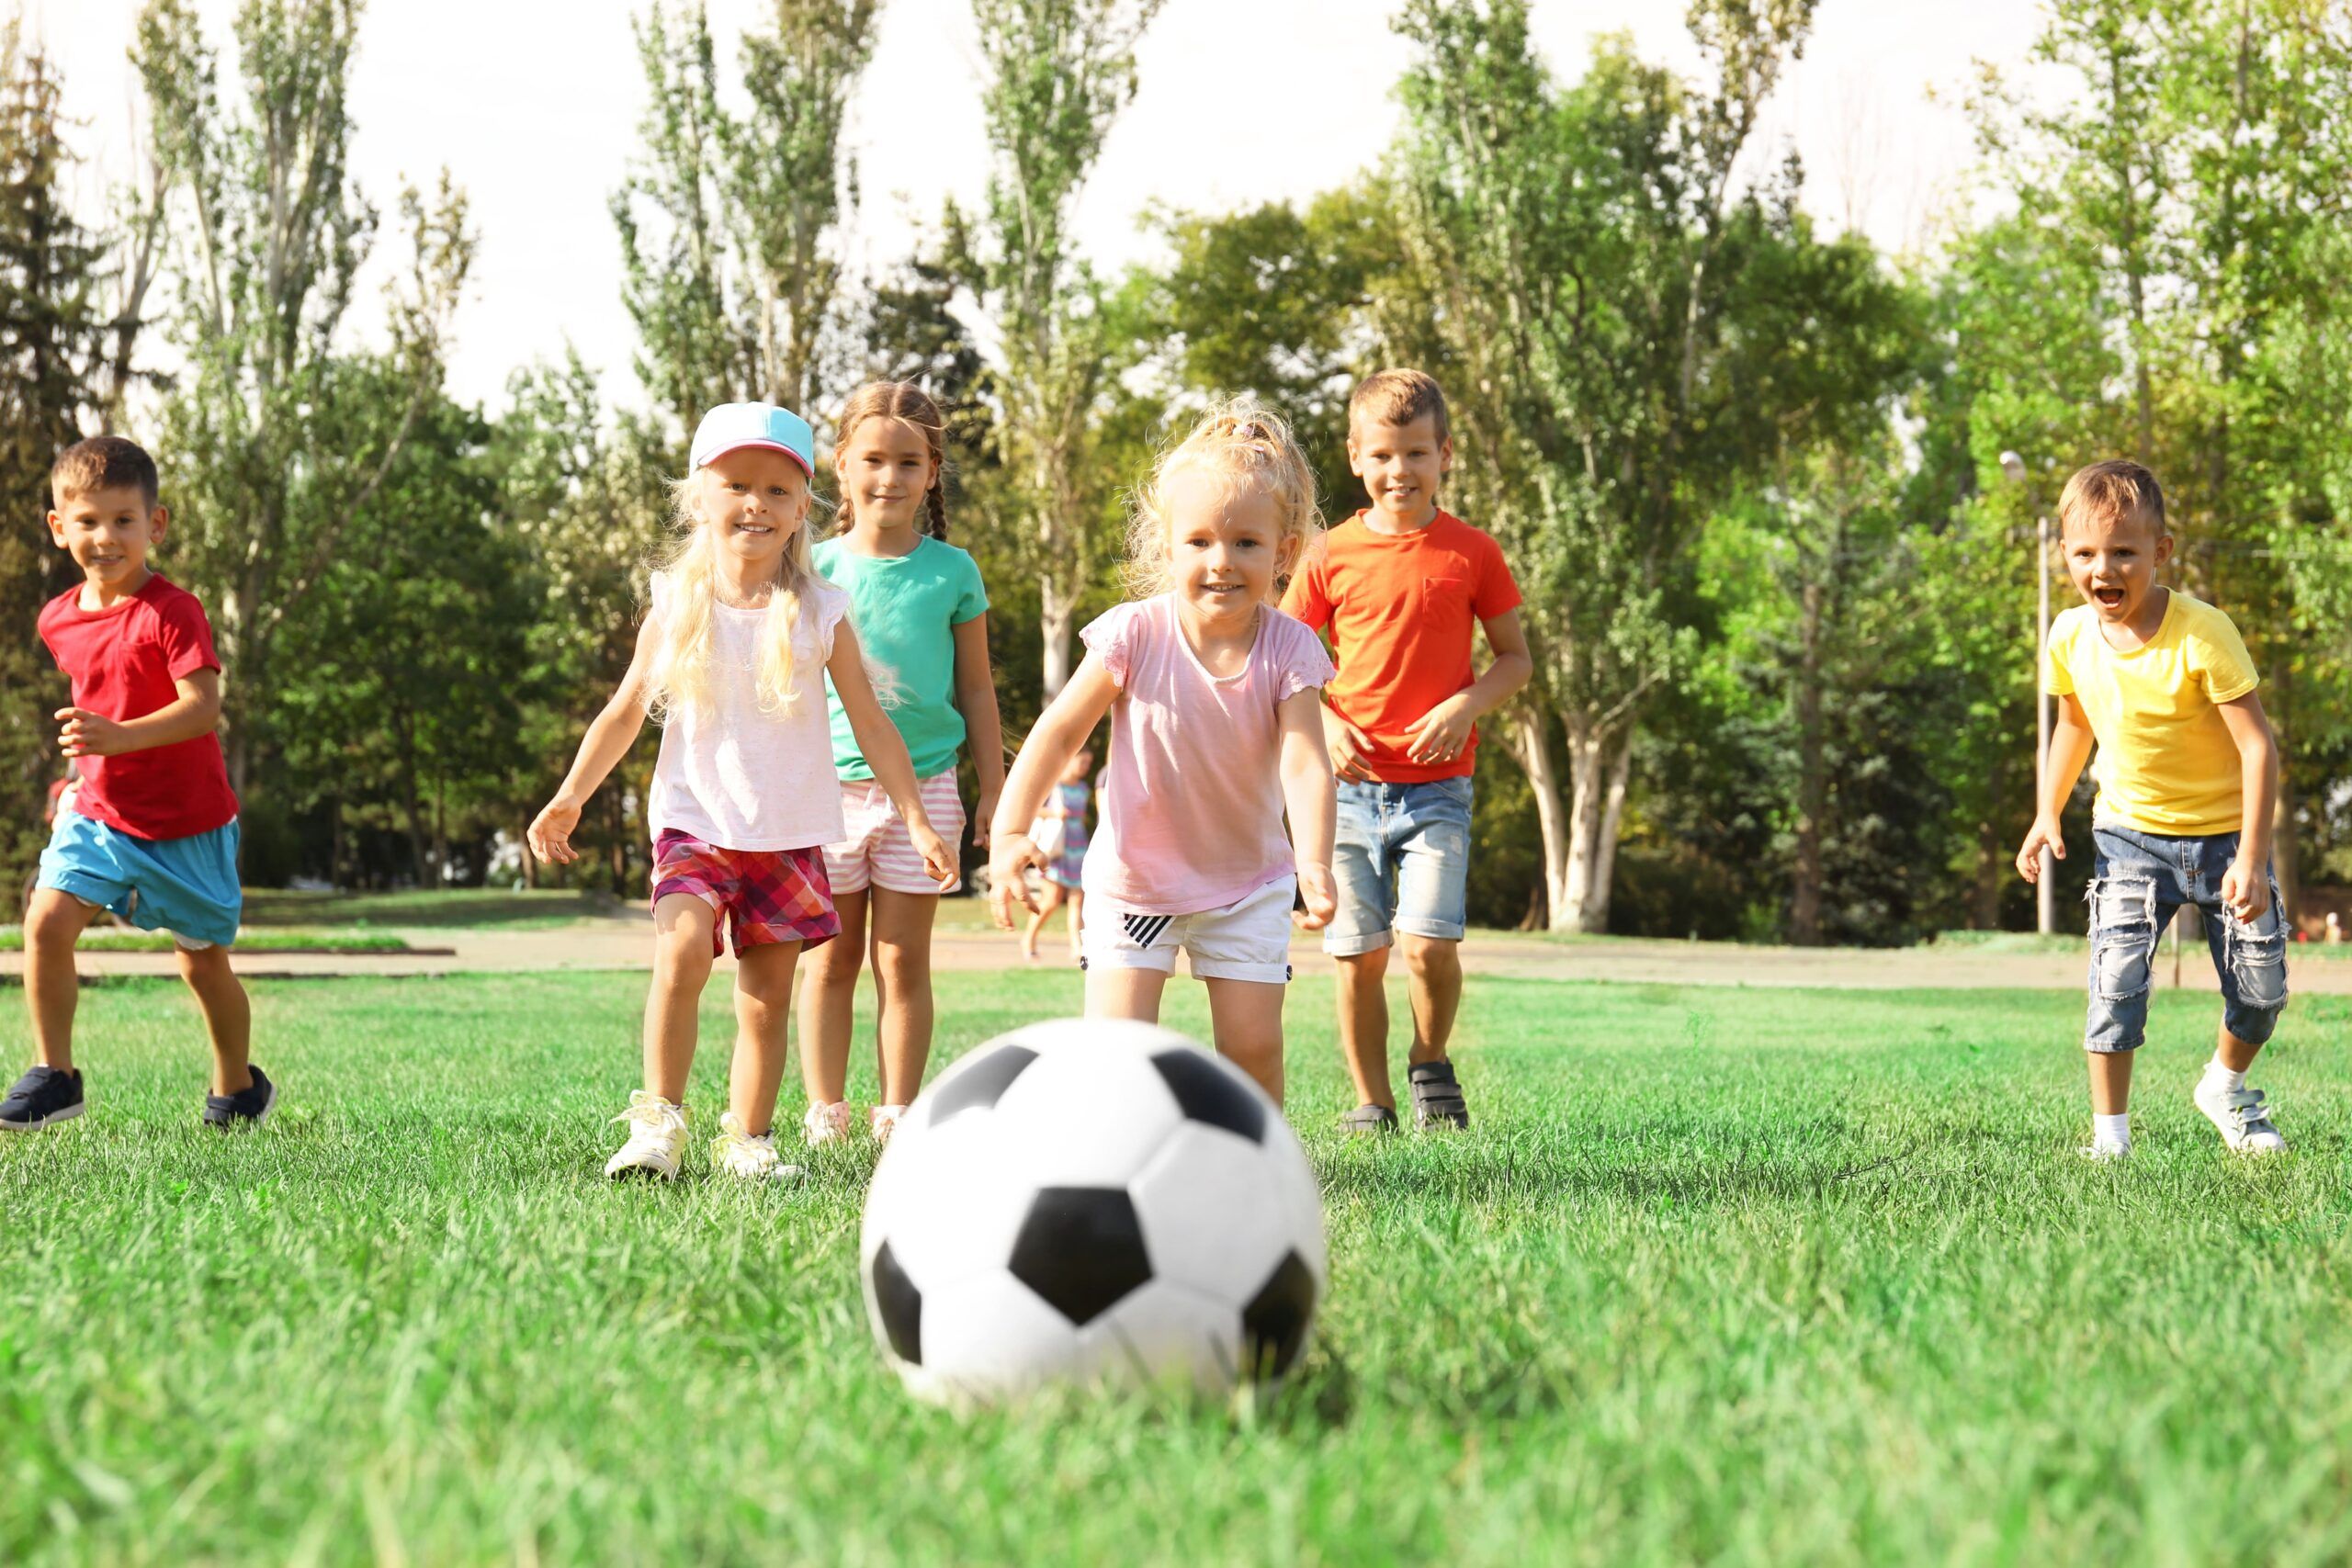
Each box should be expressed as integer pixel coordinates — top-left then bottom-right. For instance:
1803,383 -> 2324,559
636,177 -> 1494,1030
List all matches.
2017,460 -> 2288,1159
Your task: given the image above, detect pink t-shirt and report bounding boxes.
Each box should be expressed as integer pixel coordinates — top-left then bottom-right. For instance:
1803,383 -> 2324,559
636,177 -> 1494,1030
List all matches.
1080,594 -> 1336,915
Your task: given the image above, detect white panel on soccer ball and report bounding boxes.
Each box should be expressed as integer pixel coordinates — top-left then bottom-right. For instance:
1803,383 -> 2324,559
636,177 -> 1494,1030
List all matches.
990,1036 -> 1183,1189
1079,1280 -> 1243,1395
864,1110 -> 1029,1292
1128,1122 -> 1298,1308
1261,1112 -> 1329,1280
916,1270 -> 1090,1403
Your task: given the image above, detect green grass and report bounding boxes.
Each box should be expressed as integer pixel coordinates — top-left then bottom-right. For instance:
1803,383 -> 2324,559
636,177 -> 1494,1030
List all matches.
6,971 -> 2352,1565
0,928 -> 412,954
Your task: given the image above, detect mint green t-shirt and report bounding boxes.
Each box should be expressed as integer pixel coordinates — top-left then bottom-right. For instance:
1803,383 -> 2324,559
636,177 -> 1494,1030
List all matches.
815,534 -> 989,781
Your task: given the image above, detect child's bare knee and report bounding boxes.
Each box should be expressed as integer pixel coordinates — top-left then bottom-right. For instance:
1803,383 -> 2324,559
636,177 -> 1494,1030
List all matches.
23,893 -> 92,951
1336,945 -> 1390,981
1399,934 -> 1459,977
175,943 -> 232,983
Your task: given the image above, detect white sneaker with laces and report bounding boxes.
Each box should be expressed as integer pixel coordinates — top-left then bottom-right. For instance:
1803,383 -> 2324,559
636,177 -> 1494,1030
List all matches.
870,1103 -> 907,1145
803,1100 -> 854,1148
715,1111 -> 805,1182
605,1091 -> 688,1180
2194,1077 -> 2288,1155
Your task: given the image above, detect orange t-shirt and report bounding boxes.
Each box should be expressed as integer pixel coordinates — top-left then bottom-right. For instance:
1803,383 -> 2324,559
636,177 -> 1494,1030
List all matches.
1281,511 -> 1521,783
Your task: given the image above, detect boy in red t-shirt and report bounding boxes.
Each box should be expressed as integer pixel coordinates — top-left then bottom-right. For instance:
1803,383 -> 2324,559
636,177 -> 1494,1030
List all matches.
1282,371 -> 1531,1134
3,437 -> 274,1133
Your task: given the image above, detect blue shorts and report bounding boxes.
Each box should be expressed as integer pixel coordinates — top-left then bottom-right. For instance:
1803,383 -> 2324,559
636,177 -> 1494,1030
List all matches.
2084,823 -> 2286,1052
36,808 -> 243,950
1326,776 -> 1474,956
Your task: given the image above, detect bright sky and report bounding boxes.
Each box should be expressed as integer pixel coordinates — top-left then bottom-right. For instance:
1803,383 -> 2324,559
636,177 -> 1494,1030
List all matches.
40,0 -> 2052,412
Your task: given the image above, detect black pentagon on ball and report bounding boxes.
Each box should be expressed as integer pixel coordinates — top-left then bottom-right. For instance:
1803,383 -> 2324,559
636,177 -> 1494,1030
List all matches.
1008,1187 -> 1153,1326
1240,1249 -> 1316,1380
867,1239 -> 923,1366
926,1044 -> 1038,1124
1148,1047 -> 1266,1143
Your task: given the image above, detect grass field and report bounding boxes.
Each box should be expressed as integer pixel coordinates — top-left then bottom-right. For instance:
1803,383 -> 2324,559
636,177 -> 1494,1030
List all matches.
6,968 -> 2352,1565
0,929 -> 413,954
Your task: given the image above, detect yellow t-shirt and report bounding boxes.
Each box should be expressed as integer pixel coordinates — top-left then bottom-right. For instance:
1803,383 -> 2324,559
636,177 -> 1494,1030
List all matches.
2042,591 -> 2258,834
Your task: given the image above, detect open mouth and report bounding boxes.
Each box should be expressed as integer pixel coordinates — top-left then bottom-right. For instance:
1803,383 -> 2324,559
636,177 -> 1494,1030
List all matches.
2092,586 -> 2125,609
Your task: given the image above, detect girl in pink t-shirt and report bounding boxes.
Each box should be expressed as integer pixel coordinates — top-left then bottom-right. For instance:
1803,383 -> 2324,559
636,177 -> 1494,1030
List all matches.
989,402 -> 1337,1103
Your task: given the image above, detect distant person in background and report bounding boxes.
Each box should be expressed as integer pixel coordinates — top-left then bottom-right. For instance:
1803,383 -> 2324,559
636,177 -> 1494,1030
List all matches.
1020,744 -> 1094,963
2018,459 -> 2290,1160
529,402 -> 953,1184
5,436 -> 270,1134
2325,911 -> 2343,946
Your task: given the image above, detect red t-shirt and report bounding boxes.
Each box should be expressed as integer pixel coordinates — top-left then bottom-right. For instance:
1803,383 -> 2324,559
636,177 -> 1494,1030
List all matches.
1282,511 -> 1521,783
38,575 -> 239,840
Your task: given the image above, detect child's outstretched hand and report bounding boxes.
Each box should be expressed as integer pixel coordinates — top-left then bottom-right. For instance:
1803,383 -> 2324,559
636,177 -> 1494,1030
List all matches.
2014,815 -> 2064,883
910,816 -> 958,889
989,833 -> 1046,930
1295,862 -> 1338,931
528,796 -> 583,865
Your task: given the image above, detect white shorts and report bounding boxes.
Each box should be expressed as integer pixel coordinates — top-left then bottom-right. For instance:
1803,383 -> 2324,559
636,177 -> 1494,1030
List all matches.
1080,875 -> 1296,984
823,773 -> 965,895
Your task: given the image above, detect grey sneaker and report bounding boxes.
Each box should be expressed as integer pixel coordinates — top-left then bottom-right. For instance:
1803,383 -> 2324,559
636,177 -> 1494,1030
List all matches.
0,1066 -> 85,1131
202,1066 -> 277,1131
2194,1077 -> 2287,1156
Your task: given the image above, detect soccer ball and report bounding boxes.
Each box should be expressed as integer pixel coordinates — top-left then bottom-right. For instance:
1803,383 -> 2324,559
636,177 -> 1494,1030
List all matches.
859,1018 -> 1327,1404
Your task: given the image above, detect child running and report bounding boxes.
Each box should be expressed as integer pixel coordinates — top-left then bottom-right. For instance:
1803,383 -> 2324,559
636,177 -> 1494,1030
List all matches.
4,436 -> 271,1134
797,383 -> 1002,1146
1282,370 -> 1530,1134
2018,459 -> 2289,1159
1020,744 -> 1093,963
989,401 -> 1337,1104
529,403 -> 954,1182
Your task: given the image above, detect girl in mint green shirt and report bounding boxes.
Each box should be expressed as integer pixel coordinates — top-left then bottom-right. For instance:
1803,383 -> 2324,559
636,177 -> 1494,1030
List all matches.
797,383 -> 1003,1145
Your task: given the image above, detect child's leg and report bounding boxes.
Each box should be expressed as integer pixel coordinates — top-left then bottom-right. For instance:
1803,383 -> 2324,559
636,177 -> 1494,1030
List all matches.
1390,780 -> 1475,1070
1204,977 -> 1285,1105
175,944 -> 252,1096
1333,949 -> 1394,1109
729,939 -> 801,1136
644,894 -> 718,1101
1086,964 -> 1170,1026
1327,780 -> 1397,1108
1065,887 -> 1084,957
796,886 -> 868,1106
868,886 -> 940,1107
1023,882 -> 1062,957
2087,1049 -> 2134,1115
1397,934 -> 1463,1066
21,889 -> 97,1071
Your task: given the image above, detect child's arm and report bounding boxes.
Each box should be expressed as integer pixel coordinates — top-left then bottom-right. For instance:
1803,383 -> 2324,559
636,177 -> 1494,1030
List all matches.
1277,688 -> 1338,929
2016,693 -> 2096,884
831,622 -> 956,886
55,669 -> 222,758
2217,693 -> 2279,922
951,612 -> 1006,848
529,619 -> 657,865
988,655 -> 1119,930
1400,607 -> 1535,765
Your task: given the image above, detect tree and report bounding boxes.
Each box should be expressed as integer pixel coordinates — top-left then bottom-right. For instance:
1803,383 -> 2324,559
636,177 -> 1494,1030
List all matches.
133,0 -> 473,806
961,0 -> 1163,695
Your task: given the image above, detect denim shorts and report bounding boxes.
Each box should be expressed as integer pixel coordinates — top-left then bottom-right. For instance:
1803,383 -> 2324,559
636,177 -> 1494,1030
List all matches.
2084,823 -> 2288,1052
1326,776 -> 1473,955
37,807 -> 243,950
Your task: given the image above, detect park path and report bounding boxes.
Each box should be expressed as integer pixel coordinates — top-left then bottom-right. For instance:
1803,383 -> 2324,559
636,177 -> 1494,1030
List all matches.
8,916 -> 2352,995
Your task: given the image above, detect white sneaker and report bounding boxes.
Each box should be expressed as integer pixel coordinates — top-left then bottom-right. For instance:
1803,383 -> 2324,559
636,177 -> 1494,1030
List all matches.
870,1103 -> 907,1145
605,1090 -> 688,1181
714,1111 -> 805,1182
803,1100 -> 854,1148
2079,1139 -> 2131,1162
2194,1077 -> 2288,1155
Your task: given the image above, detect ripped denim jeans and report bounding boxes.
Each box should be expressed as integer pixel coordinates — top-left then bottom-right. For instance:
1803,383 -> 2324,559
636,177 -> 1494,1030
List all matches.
2084,823 -> 2289,1052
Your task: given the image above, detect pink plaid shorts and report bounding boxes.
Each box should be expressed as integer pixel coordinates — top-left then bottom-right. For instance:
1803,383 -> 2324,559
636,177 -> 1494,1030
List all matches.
651,830 -> 841,957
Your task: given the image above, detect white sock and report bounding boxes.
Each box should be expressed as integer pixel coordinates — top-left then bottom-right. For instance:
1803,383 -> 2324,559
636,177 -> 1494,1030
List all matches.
2204,1056 -> 2247,1095
2093,1111 -> 2131,1150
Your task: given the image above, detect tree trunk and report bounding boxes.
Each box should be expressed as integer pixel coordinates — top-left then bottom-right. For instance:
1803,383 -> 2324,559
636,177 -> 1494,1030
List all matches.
1559,716 -> 1633,936
1790,576 -> 1827,945
1040,570 -> 1079,699
2272,651 -> 2301,930
1512,708 -> 1572,929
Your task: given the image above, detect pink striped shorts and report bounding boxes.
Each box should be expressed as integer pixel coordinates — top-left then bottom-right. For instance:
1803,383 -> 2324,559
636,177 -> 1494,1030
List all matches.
822,772 -> 966,895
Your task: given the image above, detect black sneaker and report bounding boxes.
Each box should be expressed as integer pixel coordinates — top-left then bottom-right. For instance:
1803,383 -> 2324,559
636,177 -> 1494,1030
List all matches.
1408,1060 -> 1470,1132
0,1066 -> 85,1131
202,1066 -> 277,1131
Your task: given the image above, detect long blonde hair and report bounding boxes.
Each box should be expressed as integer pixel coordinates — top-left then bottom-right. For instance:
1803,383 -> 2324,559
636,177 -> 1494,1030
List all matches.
1124,399 -> 1322,600
642,467 -> 823,718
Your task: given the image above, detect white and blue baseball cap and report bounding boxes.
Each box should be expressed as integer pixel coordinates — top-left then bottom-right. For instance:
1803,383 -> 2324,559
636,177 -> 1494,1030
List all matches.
689,401 -> 815,475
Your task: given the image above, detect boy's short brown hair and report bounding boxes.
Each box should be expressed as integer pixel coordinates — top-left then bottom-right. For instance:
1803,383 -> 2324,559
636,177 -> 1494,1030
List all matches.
51,435 -> 160,509
2058,458 -> 2166,540
1349,369 -> 1450,442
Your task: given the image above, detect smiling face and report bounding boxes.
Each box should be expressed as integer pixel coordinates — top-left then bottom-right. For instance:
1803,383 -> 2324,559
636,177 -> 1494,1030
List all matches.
698,445 -> 812,570
839,414 -> 940,536
1347,412 -> 1451,529
50,483 -> 164,597
2063,502 -> 2172,626
1163,468 -> 1295,630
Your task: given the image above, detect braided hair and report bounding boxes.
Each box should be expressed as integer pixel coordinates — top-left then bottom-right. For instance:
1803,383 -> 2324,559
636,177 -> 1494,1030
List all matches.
831,381 -> 951,542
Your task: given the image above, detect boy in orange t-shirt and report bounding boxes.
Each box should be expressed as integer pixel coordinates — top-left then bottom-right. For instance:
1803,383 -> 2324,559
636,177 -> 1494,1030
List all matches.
1282,370 -> 1531,1134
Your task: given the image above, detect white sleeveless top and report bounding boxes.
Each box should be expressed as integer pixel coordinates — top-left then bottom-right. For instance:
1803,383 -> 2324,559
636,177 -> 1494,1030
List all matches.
645,571 -> 852,852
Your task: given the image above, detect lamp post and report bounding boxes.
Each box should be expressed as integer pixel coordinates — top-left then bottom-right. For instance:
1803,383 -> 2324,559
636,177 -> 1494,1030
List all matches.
2001,449 -> 2056,936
